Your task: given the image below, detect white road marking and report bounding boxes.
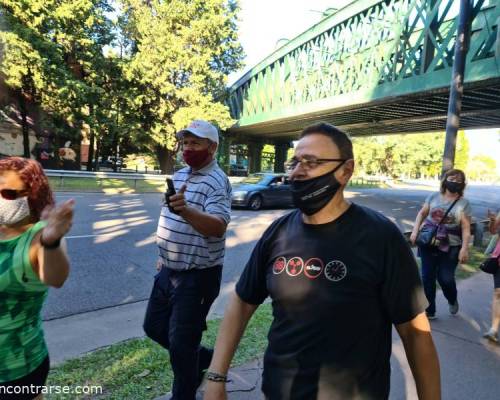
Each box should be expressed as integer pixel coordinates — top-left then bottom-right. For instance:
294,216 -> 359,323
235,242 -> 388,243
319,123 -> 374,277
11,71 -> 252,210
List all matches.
66,233 -> 122,239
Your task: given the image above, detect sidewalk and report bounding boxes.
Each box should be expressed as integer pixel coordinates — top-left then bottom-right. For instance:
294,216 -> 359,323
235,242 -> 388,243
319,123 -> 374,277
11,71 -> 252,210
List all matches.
165,272 -> 500,400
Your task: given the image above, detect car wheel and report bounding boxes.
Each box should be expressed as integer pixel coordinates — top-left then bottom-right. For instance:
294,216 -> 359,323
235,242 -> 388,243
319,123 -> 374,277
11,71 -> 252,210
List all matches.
248,194 -> 263,211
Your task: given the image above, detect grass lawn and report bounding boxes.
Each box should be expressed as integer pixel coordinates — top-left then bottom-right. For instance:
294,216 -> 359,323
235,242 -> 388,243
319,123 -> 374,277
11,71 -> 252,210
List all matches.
455,246 -> 488,280
46,304 -> 272,400
48,177 -> 165,193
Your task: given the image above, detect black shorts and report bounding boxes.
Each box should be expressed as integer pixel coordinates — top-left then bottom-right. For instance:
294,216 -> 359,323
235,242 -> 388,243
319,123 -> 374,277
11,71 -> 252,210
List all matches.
0,356 -> 50,400
494,268 -> 500,289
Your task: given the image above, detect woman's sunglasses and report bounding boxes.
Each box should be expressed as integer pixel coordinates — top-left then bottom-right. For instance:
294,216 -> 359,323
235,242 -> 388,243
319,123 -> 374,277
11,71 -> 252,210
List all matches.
0,189 -> 28,200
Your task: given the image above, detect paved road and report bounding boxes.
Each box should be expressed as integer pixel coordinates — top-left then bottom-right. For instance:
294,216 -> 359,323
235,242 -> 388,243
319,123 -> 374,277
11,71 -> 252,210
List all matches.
44,185 -> 500,320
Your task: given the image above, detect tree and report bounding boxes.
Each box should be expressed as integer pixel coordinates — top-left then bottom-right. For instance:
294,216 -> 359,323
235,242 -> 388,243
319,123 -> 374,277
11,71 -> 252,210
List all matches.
352,132 -> 445,178
119,0 -> 244,173
454,130 -> 469,171
467,155 -> 497,182
0,0 -> 115,163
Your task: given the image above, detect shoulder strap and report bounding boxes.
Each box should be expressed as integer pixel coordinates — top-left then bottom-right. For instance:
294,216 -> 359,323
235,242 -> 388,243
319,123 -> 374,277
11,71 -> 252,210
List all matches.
436,197 -> 460,227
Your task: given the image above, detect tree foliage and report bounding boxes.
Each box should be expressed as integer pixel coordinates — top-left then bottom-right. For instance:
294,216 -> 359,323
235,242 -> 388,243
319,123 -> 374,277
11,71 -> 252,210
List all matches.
0,0 -> 243,172
0,0 -> 115,160
352,131 -> 471,179
118,0 -> 244,172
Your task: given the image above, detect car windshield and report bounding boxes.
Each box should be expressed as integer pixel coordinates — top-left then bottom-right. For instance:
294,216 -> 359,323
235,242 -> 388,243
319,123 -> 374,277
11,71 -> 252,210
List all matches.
241,174 -> 272,185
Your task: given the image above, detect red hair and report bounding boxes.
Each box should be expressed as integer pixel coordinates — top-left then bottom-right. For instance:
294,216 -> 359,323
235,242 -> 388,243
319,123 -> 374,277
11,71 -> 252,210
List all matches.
0,157 -> 54,221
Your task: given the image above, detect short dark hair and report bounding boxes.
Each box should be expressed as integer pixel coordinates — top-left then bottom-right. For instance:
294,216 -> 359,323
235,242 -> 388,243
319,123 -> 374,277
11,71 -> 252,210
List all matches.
440,168 -> 466,196
300,122 -> 353,160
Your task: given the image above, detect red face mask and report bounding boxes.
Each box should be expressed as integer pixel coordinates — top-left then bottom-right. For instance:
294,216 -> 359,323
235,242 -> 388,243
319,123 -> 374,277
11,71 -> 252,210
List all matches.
183,149 -> 210,169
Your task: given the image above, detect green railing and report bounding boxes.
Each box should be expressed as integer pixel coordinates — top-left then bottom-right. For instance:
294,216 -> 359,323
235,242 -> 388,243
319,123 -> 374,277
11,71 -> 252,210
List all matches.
228,0 -> 500,127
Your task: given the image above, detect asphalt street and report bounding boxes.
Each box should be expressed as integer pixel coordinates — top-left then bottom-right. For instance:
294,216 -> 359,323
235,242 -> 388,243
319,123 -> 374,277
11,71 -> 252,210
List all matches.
43,184 -> 500,321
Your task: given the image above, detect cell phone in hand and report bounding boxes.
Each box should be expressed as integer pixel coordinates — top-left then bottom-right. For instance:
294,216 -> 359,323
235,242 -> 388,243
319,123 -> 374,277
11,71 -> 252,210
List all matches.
165,178 -> 177,213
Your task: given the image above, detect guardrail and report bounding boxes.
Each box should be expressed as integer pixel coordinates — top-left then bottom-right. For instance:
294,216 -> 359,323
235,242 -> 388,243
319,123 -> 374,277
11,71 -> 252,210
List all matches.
45,169 -> 168,190
45,170 -> 247,189
349,177 -> 386,187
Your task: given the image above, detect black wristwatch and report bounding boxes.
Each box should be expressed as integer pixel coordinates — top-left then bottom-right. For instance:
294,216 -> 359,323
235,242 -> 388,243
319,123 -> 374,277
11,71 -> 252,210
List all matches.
40,235 -> 61,249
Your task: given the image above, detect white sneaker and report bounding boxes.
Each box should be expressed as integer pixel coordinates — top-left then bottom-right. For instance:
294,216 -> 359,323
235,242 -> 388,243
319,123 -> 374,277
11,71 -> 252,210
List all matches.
483,329 -> 499,343
449,301 -> 459,315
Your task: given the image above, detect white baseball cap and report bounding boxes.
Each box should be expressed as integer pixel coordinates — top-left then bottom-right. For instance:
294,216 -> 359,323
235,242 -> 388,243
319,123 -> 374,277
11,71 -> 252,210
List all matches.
176,120 -> 219,144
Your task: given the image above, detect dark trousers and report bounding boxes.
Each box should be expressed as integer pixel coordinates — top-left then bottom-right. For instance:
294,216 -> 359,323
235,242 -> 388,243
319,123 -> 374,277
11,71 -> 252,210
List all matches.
419,246 -> 460,314
143,265 -> 222,400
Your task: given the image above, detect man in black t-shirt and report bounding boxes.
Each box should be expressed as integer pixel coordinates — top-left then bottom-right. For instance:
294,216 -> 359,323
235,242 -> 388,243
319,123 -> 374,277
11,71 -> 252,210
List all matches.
204,123 -> 441,400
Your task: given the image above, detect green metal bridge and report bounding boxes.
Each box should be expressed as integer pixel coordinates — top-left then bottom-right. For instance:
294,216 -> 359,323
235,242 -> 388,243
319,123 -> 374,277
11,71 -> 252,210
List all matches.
226,0 -> 500,146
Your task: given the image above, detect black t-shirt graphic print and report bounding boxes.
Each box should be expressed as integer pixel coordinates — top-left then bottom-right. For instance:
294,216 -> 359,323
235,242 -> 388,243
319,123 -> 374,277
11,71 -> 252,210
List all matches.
236,204 -> 427,400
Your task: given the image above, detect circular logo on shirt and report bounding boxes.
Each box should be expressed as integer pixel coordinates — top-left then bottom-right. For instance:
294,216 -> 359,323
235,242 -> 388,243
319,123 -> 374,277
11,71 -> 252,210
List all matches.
324,260 -> 347,282
286,257 -> 304,277
272,257 -> 287,275
304,258 -> 324,279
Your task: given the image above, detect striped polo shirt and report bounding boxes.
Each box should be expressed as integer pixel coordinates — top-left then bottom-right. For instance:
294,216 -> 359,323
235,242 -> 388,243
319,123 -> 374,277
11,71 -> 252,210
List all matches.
157,159 -> 232,270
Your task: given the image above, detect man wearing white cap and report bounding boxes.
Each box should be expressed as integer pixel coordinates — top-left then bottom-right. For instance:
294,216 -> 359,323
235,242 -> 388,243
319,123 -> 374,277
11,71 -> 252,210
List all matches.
143,120 -> 232,400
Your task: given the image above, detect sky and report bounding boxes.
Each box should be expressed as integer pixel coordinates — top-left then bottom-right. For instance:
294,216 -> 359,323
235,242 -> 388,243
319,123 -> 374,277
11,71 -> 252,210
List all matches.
230,0 -> 500,172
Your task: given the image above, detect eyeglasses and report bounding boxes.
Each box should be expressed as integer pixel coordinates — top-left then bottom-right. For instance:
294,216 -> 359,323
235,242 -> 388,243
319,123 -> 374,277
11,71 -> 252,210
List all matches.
0,189 -> 28,200
284,157 -> 346,172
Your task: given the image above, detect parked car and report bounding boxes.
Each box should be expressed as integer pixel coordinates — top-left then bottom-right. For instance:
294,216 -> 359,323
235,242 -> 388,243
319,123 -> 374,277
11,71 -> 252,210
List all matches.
231,173 -> 294,210
98,156 -> 127,169
229,163 -> 248,176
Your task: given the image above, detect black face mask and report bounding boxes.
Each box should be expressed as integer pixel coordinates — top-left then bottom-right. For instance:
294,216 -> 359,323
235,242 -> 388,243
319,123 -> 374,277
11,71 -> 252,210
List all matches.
444,180 -> 464,194
291,162 -> 345,216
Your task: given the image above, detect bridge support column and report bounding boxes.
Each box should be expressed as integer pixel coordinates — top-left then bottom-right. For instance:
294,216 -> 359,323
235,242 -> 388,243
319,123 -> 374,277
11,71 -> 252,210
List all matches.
248,141 -> 263,173
496,16 -> 500,60
274,142 -> 291,173
442,0 -> 472,175
217,133 -> 231,174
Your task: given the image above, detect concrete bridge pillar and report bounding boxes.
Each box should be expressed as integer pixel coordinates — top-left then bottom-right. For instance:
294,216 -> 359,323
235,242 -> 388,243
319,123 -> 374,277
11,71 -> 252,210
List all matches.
274,142 -> 291,173
217,133 -> 231,174
248,141 -> 263,173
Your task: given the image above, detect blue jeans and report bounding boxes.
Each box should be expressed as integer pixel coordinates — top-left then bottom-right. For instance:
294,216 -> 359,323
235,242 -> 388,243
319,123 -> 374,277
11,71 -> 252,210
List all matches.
143,266 -> 222,400
419,246 -> 460,315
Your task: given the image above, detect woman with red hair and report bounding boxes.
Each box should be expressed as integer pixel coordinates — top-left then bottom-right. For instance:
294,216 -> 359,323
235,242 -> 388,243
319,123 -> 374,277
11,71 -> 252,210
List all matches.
0,157 -> 74,399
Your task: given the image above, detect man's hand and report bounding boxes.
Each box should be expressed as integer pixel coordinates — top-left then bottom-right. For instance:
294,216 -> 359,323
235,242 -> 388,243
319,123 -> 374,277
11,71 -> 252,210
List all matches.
169,184 -> 188,214
156,258 -> 162,272
458,247 -> 469,264
203,381 -> 227,400
41,199 -> 75,244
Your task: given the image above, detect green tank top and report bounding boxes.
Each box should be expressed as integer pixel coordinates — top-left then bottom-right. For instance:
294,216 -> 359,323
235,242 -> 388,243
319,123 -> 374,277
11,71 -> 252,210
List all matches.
0,221 -> 49,383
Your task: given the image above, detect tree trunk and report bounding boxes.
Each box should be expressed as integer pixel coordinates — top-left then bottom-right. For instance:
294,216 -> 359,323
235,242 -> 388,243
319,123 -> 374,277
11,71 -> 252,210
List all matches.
87,130 -> 95,171
94,137 -> 101,171
18,92 -> 30,158
112,133 -> 118,172
155,145 -> 175,174
87,105 -> 95,171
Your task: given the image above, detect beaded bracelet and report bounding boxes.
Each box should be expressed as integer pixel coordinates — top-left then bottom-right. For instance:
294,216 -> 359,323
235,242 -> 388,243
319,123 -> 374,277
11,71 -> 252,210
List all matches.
205,371 -> 231,383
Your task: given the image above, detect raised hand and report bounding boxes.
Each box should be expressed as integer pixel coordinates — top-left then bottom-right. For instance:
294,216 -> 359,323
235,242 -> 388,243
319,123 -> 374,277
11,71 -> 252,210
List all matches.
40,199 -> 75,245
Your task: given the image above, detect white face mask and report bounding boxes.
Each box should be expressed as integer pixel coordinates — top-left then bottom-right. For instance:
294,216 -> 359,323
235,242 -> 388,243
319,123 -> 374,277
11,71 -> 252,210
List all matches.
0,196 -> 31,226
